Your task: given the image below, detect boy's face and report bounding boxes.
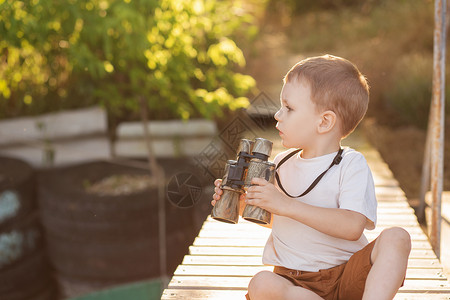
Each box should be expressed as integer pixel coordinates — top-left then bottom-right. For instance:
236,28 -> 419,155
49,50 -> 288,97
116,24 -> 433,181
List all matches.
274,80 -> 321,149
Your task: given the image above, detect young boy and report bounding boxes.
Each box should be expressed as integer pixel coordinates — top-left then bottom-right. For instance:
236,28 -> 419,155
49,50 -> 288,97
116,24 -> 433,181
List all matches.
211,55 -> 411,300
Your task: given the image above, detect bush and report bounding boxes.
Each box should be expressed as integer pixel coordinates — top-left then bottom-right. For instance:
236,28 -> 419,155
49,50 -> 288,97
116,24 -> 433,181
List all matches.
0,0 -> 257,123
383,54 -> 433,128
381,52 -> 450,129
267,0 -> 368,15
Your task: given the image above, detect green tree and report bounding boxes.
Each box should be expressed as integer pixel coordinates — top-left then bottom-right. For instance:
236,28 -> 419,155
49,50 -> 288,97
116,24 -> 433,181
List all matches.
0,0 -> 256,122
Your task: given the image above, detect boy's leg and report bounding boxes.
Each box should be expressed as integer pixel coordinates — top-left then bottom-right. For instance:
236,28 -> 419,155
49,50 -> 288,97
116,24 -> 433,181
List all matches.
248,270 -> 324,300
363,227 -> 411,300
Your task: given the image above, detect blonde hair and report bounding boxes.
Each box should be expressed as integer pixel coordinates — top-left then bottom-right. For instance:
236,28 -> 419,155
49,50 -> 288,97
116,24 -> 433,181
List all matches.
284,55 -> 369,137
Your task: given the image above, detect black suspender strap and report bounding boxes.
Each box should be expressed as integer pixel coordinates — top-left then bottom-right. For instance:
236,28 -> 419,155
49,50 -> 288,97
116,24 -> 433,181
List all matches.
275,148 -> 344,198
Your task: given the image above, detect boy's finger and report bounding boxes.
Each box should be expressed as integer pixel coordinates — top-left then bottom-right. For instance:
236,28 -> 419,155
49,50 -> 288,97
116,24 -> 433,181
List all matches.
214,186 -> 223,195
246,191 -> 260,199
214,179 -> 222,186
251,177 -> 267,185
247,185 -> 260,193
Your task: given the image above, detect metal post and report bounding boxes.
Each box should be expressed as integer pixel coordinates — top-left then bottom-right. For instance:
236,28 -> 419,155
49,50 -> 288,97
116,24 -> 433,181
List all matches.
428,0 -> 446,259
418,106 -> 433,224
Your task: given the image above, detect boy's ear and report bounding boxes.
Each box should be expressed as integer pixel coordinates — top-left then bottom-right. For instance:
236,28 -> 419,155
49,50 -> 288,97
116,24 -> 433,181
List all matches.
317,110 -> 337,134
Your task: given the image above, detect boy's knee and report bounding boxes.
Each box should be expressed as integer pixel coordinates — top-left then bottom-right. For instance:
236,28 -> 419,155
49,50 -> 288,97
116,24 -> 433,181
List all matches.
248,271 -> 277,298
249,271 -> 272,290
378,227 -> 411,254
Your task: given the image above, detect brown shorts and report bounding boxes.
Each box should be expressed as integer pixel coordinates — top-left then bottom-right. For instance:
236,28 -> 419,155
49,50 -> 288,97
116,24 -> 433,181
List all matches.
246,239 -> 377,300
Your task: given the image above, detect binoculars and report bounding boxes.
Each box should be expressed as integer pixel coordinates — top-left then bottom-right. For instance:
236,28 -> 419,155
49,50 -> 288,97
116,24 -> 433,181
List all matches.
211,138 -> 275,224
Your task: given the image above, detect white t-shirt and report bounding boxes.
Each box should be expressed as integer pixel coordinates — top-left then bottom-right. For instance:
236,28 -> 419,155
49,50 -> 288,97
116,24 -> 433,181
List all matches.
262,147 -> 377,272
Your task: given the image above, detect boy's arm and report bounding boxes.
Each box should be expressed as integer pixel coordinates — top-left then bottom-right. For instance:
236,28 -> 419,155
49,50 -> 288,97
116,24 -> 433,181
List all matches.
246,178 -> 366,240
282,200 -> 366,240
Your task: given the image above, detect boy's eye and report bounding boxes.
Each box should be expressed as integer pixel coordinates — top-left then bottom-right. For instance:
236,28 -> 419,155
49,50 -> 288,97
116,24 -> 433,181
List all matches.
285,105 -> 292,111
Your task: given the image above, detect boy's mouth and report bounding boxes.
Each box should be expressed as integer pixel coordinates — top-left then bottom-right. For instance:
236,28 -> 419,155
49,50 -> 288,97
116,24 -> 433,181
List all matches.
276,127 -> 283,136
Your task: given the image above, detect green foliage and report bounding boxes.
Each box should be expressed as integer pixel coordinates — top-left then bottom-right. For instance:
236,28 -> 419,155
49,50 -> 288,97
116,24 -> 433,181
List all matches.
285,1 -> 433,55
386,54 -> 450,129
0,0 -> 256,121
385,54 -> 432,128
267,0 -> 370,15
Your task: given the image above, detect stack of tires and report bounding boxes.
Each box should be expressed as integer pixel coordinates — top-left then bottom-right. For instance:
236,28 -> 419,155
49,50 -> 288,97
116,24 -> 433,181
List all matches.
0,156 -> 55,300
38,160 -> 197,298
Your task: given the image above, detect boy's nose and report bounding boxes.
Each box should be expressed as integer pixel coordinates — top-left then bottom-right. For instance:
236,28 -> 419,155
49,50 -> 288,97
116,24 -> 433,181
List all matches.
274,109 -> 281,121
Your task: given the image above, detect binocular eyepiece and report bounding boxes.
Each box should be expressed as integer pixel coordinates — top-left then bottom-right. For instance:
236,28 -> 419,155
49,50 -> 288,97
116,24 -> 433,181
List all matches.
211,138 -> 275,224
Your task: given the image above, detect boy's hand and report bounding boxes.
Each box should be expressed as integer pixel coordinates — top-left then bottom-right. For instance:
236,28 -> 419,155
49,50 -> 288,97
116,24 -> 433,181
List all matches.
211,179 -> 223,206
245,177 -> 291,215
211,179 -> 246,211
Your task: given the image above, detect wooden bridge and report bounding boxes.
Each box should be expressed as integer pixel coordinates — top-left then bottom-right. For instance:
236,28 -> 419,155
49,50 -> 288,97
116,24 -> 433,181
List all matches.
161,133 -> 450,299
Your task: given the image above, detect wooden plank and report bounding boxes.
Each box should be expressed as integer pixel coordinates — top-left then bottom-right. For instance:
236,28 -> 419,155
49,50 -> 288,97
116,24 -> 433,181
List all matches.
201,220 -> 426,230
192,237 -> 433,250
372,178 -> 400,187
182,255 -> 265,266
189,246 -> 439,260
168,276 -> 450,293
376,193 -> 408,199
0,106 -> 107,145
162,289 -> 450,300
162,289 -> 247,299
174,265 -> 448,280
377,207 -> 416,214
188,246 -> 263,256
198,230 -> 269,239
376,201 -> 414,208
375,186 -> 406,197
203,214 -> 422,224
400,279 -> 450,292
377,214 -> 418,221
193,238 -> 266,247
199,225 -> 428,240
394,294 -> 450,300
174,265 -> 271,277
169,275 -> 250,289
367,227 -> 427,235
365,232 -> 428,241
196,229 -> 429,241
197,229 -> 429,241
181,255 -> 444,269
205,213 -> 421,221
376,219 -> 419,225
